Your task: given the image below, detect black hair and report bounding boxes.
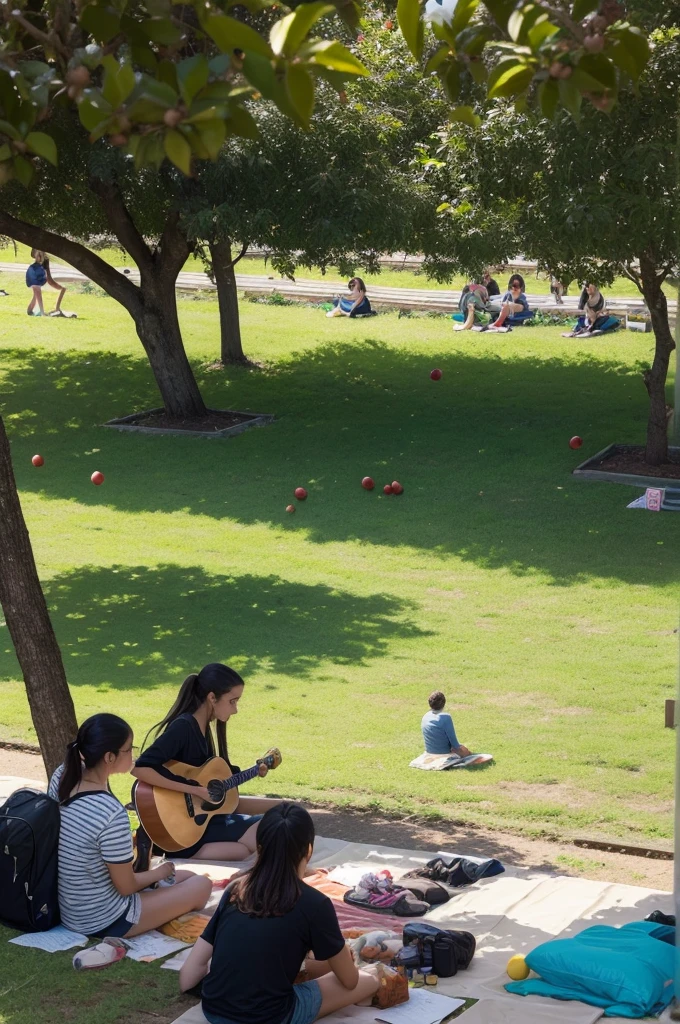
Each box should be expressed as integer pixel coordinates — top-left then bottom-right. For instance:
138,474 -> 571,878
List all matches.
232,803 -> 315,917
145,663 -> 244,763
349,277 -> 366,293
509,274 -> 525,290
428,690 -> 446,711
58,713 -> 132,802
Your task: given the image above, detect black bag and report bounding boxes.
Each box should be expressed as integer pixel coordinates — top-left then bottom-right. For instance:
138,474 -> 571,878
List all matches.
0,789 -> 61,932
398,922 -> 475,977
399,878 -> 450,906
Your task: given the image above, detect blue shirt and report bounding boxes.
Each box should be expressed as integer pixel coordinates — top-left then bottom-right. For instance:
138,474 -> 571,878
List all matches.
501,289 -> 529,311
26,262 -> 47,287
421,710 -> 459,754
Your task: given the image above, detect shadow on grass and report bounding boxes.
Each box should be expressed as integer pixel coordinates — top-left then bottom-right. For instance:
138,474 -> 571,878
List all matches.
0,563 -> 427,688
2,340 -> 676,587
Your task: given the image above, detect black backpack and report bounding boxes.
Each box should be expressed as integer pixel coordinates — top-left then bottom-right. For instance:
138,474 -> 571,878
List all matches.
0,789 -> 61,932
395,922 -> 476,978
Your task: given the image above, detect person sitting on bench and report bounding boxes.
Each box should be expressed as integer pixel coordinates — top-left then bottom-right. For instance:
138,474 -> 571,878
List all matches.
421,691 -> 470,757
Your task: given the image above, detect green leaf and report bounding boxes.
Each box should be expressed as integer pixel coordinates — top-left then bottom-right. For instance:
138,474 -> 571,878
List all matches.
558,77 -> 582,120
298,40 -> 368,75
286,64 -> 314,126
164,128 -> 192,174
227,104 -> 259,139
131,44 -> 158,73
483,0 -> 516,27
101,55 -> 129,107
397,0 -> 423,60
157,60 -> 179,90
126,98 -> 170,122
424,45 -> 450,75
79,4 -> 121,43
25,131 -> 57,165
13,154 -> 33,186
527,19 -> 559,48
177,55 -> 210,105
450,105 -> 481,128
609,26 -> 650,81
449,0 -> 479,37
242,52 -> 276,99
203,14 -> 273,58
0,119 -> 21,142
573,0 -> 598,18
78,91 -> 113,131
538,76 -> 559,119
270,3 -> 334,58
440,60 -> 461,102
578,53 -> 616,90
0,143 -> 11,161
194,118 -> 226,159
468,58 -> 487,85
141,17 -> 182,46
457,24 -> 493,57
487,58 -> 535,99
436,202 -> 451,213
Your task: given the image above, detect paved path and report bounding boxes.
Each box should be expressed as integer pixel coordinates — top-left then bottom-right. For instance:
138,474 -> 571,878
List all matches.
0,260 -> 664,316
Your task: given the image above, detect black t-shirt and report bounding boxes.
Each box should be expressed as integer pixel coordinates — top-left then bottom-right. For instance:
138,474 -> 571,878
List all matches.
201,883 -> 345,1024
136,714 -> 231,785
485,278 -> 500,296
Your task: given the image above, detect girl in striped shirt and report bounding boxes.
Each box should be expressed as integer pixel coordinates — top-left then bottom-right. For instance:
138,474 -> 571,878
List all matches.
49,714 -> 211,937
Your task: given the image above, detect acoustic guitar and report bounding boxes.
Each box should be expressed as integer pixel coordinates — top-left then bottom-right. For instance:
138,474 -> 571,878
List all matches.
134,749 -> 282,852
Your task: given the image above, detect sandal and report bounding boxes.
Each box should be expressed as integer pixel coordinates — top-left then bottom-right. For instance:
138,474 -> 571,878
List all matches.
73,936 -> 129,970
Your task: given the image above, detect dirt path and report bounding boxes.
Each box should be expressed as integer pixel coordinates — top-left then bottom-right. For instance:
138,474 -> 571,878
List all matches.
3,748 -> 671,891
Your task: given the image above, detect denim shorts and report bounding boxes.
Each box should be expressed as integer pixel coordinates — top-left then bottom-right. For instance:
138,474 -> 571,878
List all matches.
203,980 -> 322,1024
91,908 -> 133,938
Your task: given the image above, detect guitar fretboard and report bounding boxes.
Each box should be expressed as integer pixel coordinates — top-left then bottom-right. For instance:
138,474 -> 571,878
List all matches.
221,764 -> 259,791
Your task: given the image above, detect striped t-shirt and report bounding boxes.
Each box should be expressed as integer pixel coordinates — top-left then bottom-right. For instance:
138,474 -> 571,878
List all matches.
48,765 -> 141,935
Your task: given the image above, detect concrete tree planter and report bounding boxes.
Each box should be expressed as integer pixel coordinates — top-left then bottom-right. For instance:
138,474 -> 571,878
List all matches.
572,443 -> 680,488
104,408 -> 274,439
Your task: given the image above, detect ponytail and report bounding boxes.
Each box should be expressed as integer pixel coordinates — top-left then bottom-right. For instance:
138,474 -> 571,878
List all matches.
144,663 -> 245,763
233,803 -> 314,917
58,713 -> 131,802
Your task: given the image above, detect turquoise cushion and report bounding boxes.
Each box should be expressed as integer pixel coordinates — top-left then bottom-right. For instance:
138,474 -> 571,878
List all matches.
505,921 -> 674,1018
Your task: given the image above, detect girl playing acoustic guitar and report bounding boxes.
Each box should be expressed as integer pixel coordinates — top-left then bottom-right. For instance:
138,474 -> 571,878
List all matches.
132,663 -> 282,862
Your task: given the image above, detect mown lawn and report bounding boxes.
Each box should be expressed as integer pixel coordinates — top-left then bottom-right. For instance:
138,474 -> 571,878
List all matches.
0,241 -> 670,299
0,270 -> 676,848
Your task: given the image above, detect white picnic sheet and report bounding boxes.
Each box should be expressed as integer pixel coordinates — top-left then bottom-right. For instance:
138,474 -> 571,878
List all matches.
0,778 -> 672,1023
169,836 -> 674,1024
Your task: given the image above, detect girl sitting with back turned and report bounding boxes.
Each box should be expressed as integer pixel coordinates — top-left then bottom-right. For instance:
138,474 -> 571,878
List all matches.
180,803 -> 380,1024
49,714 -> 211,937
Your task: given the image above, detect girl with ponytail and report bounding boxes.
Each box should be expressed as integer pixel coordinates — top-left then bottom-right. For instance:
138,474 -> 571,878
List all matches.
132,663 -> 281,861
48,714 -> 211,937
180,803 -> 380,1024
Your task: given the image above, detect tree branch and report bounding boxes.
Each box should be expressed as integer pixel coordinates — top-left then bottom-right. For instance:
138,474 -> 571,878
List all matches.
535,1 -> 586,42
90,178 -> 155,275
0,210 -> 142,313
156,210 -> 192,282
622,261 -> 642,292
8,10 -> 69,58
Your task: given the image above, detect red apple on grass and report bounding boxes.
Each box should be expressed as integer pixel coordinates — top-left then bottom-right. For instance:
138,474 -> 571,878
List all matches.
430,368 -> 442,381
91,471 -> 105,485
294,487 -> 308,500
569,436 -> 583,450
391,481 -> 404,495
383,484 -> 393,495
362,476 -> 375,490
286,504 -> 296,513
31,454 -> 44,467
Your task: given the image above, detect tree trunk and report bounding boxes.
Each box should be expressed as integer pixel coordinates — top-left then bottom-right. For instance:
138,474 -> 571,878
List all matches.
210,238 -> 248,365
0,417 -> 77,777
135,274 -> 207,418
639,253 -> 675,466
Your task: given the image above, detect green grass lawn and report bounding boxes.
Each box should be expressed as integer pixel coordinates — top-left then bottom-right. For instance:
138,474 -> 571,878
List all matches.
0,271 -> 676,847
0,241 -> 671,299
0,271 -> 677,1024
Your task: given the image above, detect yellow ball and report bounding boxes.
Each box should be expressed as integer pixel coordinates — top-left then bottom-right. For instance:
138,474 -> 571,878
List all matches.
507,955 -> 530,981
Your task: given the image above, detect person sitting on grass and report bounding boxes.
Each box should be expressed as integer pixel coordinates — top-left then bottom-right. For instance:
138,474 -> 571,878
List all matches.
577,282 -> 607,333
421,691 -> 471,758
327,277 -> 371,318
489,274 -> 530,329
48,713 -> 211,938
455,282 -> 490,331
482,270 -> 500,297
180,802 -> 381,1024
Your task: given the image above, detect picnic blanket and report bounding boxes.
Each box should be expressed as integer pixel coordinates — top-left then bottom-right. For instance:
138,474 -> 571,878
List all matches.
410,752 -> 493,770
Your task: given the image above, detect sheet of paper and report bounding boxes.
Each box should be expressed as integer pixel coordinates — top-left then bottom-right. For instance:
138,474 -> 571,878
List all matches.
8,925 -> 88,952
124,929 -> 190,962
160,947 -> 192,971
375,988 -> 466,1024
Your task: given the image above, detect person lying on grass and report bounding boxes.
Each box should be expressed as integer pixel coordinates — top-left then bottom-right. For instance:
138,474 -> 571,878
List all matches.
180,802 -> 380,1024
489,274 -> 530,329
421,690 -> 471,758
48,713 -> 211,938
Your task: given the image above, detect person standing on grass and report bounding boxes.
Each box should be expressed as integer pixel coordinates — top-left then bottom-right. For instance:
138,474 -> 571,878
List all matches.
26,249 -> 47,316
180,803 -> 381,1024
48,713 -> 211,938
421,691 -> 471,758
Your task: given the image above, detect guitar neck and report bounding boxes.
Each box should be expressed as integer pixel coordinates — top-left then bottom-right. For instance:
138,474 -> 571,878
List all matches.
223,763 -> 260,792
